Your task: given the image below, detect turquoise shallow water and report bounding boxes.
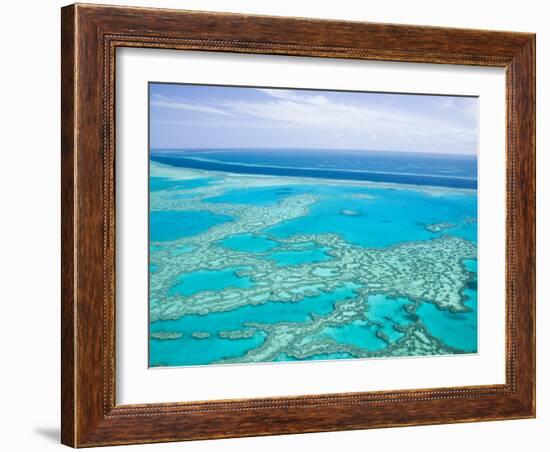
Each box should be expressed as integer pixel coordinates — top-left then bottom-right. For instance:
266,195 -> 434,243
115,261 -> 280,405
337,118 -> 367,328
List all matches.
150,176 -> 215,192
205,181 -> 477,248
149,210 -> 233,242
169,267 -> 254,297
274,352 -> 355,362
150,331 -> 267,367
152,283 -> 361,334
366,295 -> 417,342
416,289 -> 478,352
219,234 -> 279,253
265,247 -> 333,266
309,294 -> 418,352
205,185 -> 314,206
266,186 -> 477,248
319,320 -> 388,351
172,244 -> 196,256
150,284 -> 361,365
149,158 -> 478,366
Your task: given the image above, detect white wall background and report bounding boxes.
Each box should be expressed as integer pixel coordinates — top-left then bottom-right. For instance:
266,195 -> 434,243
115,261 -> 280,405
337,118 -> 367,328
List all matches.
0,1 -> 545,450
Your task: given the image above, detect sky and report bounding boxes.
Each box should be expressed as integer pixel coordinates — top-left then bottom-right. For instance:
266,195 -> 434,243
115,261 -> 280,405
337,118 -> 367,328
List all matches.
149,83 -> 478,155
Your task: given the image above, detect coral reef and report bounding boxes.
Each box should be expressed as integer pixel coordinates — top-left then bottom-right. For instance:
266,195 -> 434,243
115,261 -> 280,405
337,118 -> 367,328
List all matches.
149,162 -> 477,365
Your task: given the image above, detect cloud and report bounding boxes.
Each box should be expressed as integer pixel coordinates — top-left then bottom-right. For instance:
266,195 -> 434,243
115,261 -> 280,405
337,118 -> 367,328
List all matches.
150,94 -> 236,117
256,88 -> 330,106
151,88 -> 477,153
438,96 -> 478,118
226,89 -> 475,148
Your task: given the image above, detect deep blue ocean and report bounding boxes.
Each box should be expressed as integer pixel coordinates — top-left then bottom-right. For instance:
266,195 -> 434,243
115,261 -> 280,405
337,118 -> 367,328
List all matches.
151,148 -> 477,189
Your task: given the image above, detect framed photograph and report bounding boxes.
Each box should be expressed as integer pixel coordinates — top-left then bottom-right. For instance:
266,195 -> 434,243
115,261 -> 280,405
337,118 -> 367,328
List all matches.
61,3 -> 536,447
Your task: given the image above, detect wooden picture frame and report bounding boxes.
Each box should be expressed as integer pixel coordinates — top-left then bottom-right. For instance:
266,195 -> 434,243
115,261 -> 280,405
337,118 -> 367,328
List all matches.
61,3 -> 535,447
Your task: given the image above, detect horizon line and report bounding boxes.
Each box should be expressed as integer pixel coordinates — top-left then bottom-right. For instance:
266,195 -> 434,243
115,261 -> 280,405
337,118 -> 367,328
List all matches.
150,147 -> 477,157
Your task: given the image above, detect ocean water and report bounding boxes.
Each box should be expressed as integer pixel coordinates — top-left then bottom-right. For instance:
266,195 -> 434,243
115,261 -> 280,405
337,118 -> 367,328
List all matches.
169,267 -> 255,297
149,210 -> 233,241
219,234 -> 279,253
266,186 -> 477,248
149,148 -> 478,367
318,320 -> 388,351
206,185 -> 314,206
365,294 -> 417,342
151,149 -> 477,189
152,283 -> 360,336
266,247 -> 333,266
150,328 -> 267,367
416,258 -> 478,352
150,283 -> 360,366
150,176 -> 215,192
